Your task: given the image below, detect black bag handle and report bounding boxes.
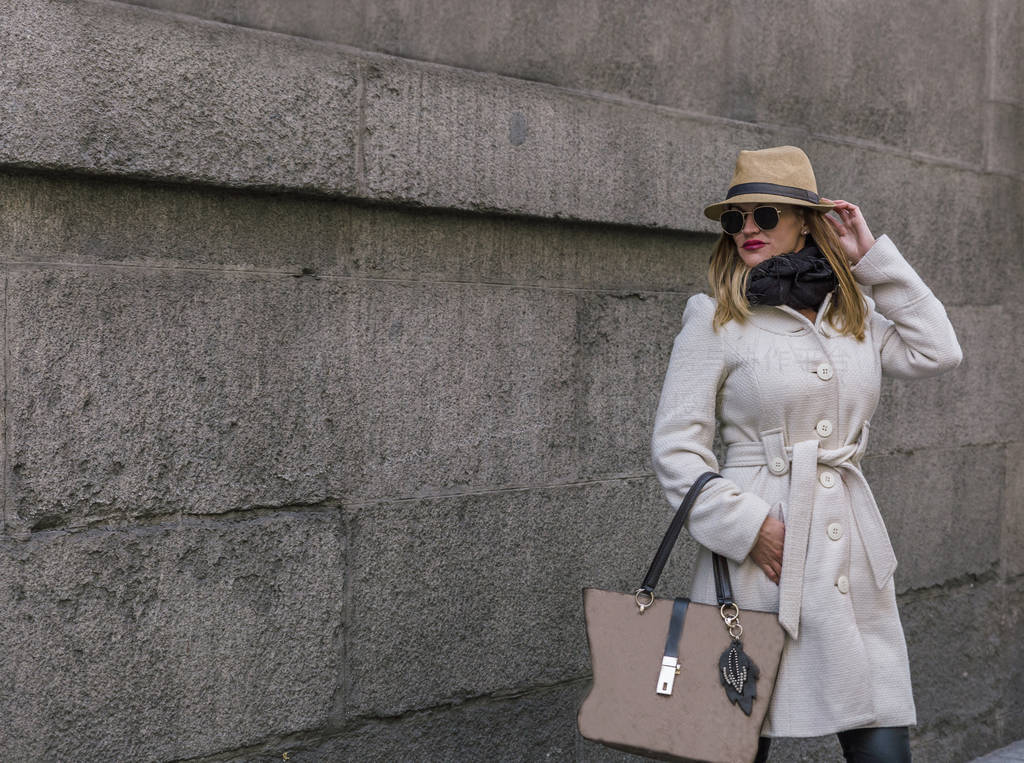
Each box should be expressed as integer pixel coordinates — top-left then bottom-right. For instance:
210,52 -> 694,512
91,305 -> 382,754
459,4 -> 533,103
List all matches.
636,471 -> 735,607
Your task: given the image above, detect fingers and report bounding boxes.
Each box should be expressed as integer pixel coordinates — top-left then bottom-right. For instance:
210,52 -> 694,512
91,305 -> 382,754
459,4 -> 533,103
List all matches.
821,198 -> 863,225
824,213 -> 847,236
760,560 -> 781,585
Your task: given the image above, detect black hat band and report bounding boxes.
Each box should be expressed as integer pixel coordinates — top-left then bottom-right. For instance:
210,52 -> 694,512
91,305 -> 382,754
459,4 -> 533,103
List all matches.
726,182 -> 821,204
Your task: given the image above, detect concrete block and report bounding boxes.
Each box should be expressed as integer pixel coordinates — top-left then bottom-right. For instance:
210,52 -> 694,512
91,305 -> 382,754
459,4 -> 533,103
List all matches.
577,291 -> 689,478
0,171 -> 343,273
339,201 -> 714,293
330,278 -> 580,500
9,2 -> 1010,236
5,267 -> 340,527
807,140 -> 1014,308
706,1 -> 988,166
360,54 -> 763,230
911,716 -> 1007,763
124,0 -> 366,47
1001,443 -> 1024,579
1004,582 -> 1024,741
901,581 -> 1002,726
5,266 -> 585,527
344,477 -> 692,716
861,444 -> 1003,593
0,169 -> 715,291
991,0 -> 1023,105
122,0 -> 995,167
869,304 -> 1017,454
0,511 -> 344,761
0,0 -> 359,192
988,102 -> 1023,176
286,683 -> 581,762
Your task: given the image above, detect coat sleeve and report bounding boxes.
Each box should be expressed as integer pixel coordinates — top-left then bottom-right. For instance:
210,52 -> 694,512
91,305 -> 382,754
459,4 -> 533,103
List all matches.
851,235 -> 963,379
650,293 -> 773,563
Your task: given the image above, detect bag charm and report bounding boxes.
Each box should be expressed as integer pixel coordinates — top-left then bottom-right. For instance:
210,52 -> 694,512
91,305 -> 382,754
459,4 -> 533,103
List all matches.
718,591 -> 760,716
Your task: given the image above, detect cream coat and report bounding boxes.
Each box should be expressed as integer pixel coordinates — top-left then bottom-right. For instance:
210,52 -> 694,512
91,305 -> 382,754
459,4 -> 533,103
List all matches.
651,235 -> 962,737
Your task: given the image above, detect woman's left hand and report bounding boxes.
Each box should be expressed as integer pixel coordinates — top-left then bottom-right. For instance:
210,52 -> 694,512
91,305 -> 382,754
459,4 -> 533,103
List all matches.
820,198 -> 875,265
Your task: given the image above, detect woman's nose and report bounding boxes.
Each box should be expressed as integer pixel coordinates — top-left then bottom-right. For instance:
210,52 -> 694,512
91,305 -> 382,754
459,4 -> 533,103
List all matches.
741,211 -> 761,235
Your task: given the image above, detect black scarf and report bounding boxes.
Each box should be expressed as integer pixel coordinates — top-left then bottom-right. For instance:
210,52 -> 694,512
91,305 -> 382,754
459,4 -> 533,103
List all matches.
745,245 -> 837,311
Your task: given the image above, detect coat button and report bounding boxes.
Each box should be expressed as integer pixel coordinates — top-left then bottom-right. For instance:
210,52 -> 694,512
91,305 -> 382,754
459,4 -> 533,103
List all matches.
769,456 -> 788,474
815,419 -> 834,437
836,575 -> 850,594
827,522 -> 843,540
816,362 -> 834,381
819,470 -> 837,488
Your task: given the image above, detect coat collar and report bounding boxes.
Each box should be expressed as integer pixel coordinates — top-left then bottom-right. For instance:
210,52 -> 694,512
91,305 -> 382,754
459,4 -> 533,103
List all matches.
747,291 -> 835,336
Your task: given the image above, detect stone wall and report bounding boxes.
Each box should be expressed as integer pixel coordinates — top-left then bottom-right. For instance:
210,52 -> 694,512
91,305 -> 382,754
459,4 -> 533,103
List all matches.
1,1 -> 1021,760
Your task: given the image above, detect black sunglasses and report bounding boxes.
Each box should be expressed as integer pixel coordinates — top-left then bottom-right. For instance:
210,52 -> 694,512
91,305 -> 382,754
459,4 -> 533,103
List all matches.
719,206 -> 784,235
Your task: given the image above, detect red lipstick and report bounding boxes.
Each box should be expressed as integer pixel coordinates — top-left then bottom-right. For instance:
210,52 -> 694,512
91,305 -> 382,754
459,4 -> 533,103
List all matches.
743,239 -> 766,250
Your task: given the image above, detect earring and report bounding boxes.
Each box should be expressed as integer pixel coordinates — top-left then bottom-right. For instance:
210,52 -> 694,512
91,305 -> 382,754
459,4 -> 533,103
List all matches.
801,228 -> 809,235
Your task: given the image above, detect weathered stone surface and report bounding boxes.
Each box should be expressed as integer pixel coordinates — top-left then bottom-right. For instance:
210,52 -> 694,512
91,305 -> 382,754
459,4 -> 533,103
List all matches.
339,200 -> 714,293
1004,582 -> 1024,742
0,511 -> 344,761
0,170 -> 713,291
991,0 -> 1023,107
901,581 -> 1003,726
4,2 -> 1017,237
6,267 -> 339,526
862,444 -> 1004,593
0,171 -> 343,273
5,266 -> 586,526
577,291 -> 690,479
331,278 -> 579,501
282,683 -> 582,762
988,102 -> 1023,176
1001,444 -> 1024,579
911,715 -> 1008,763
124,0 -> 995,167
869,304 -> 1016,455
806,139 -> 1015,309
0,2 -> 1019,761
344,477 -> 692,717
360,54 -> 762,230
0,0 -> 360,191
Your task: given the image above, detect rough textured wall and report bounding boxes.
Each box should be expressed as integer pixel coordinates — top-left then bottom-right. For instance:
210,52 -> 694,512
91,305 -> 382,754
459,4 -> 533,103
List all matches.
0,0 -> 1021,761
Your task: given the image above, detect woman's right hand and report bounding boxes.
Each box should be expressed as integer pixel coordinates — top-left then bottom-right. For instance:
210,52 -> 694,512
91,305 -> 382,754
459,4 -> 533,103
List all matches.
750,514 -> 785,584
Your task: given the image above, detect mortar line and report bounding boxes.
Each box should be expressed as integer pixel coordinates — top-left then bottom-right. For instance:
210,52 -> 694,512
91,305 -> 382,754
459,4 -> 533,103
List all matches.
340,673 -> 593,728
16,433 -> 1018,536
897,564 -> 1000,601
176,673 -> 593,760
0,257 -> 704,297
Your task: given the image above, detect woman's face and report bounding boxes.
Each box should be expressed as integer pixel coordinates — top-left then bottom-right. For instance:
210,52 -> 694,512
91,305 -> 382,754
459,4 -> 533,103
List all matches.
729,203 -> 807,268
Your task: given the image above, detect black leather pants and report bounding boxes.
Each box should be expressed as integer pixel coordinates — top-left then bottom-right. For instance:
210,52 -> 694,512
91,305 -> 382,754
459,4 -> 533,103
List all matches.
754,726 -> 912,762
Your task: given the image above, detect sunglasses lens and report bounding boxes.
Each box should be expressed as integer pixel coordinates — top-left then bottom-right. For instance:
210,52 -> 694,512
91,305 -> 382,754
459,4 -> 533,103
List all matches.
753,207 -> 780,230
720,210 -> 743,235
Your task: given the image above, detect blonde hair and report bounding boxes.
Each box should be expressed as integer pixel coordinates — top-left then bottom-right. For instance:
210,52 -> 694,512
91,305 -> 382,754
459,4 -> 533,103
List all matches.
709,208 -> 868,340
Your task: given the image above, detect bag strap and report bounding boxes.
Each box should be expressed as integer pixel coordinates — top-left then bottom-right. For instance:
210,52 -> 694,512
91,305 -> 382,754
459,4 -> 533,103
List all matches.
636,471 -> 736,607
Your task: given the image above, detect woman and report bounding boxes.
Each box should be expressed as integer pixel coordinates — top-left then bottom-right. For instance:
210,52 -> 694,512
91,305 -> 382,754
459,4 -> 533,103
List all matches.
650,146 -> 962,761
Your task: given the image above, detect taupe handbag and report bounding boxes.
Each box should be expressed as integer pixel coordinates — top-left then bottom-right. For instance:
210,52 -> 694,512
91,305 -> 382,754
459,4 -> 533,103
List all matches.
578,472 -> 786,763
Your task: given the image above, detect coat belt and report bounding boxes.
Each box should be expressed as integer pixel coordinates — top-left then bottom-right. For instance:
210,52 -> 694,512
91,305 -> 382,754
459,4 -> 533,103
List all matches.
723,424 -> 897,640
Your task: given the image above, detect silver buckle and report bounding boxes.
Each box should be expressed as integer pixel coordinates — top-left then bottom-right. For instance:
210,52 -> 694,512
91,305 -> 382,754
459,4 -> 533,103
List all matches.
656,656 -> 680,695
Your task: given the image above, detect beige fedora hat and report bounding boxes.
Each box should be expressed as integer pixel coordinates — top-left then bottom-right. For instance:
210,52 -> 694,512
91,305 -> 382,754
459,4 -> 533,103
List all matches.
703,146 -> 835,221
